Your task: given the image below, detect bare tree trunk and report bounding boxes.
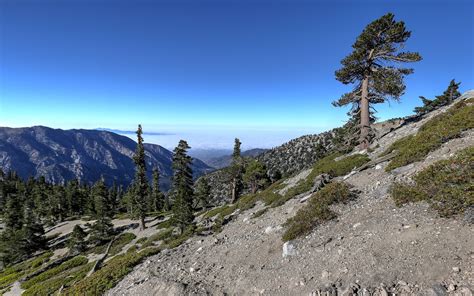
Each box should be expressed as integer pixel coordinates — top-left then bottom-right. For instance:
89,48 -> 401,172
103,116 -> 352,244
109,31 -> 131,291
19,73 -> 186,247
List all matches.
231,178 -> 237,203
359,77 -> 370,149
139,216 -> 146,231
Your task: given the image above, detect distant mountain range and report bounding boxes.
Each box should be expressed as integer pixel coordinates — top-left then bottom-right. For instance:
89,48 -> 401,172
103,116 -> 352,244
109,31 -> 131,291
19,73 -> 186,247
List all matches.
0,126 -> 213,190
204,148 -> 268,169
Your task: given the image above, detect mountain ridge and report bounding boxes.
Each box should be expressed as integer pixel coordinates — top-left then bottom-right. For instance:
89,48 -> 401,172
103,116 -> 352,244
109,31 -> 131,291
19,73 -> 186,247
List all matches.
0,126 -> 213,189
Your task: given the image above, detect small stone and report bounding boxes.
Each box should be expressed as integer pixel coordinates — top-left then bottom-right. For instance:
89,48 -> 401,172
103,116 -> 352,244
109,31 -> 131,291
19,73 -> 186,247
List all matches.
463,207 -> 474,224
282,241 -> 298,257
353,222 -> 361,228
196,247 -> 203,253
321,270 -> 330,280
447,284 -> 456,292
426,284 -> 447,296
375,164 -> 382,170
452,266 -> 460,273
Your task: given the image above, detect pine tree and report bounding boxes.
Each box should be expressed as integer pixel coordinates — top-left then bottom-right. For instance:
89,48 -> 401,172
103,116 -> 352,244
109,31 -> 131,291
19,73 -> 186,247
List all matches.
193,178 -> 211,209
414,79 -> 461,114
132,124 -> 149,230
21,198 -> 47,255
229,138 -> 244,202
89,178 -> 114,245
68,225 -> 87,254
243,159 -> 268,194
333,13 -> 422,148
150,168 -> 165,212
170,140 -> 195,233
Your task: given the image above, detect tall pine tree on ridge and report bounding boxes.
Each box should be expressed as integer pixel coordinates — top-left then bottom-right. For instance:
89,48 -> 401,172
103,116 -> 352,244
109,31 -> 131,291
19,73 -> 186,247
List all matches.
133,124 -> 149,230
334,13 -> 422,148
170,140 -> 195,233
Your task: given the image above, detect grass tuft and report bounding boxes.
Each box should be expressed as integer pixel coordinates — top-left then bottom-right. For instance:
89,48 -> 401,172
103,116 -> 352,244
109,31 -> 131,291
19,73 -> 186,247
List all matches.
389,147 -> 474,217
384,98 -> 474,171
282,182 -> 355,242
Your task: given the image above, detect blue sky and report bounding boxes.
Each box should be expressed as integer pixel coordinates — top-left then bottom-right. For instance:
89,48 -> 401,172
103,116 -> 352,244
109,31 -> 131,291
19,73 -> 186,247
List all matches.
0,0 -> 473,150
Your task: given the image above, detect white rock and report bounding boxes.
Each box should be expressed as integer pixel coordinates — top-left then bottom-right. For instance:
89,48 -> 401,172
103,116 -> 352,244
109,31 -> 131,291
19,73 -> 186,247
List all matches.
353,222 -> 361,228
453,266 -> 460,273
282,241 -> 298,257
300,195 -> 311,203
375,164 -> 382,170
196,247 -> 203,253
264,226 -> 274,234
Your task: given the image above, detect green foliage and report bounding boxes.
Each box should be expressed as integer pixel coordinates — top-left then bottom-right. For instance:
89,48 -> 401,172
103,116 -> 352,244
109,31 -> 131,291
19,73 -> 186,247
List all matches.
282,182 -> 355,241
414,79 -> 461,115
155,218 -> 173,229
283,153 -> 369,200
389,147 -> 474,217
89,178 -> 115,245
193,177 -> 211,209
0,252 -> 52,289
334,13 -> 421,146
251,208 -> 268,219
140,228 -> 173,249
243,159 -> 268,194
385,98 -> 474,171
228,138 -> 244,202
109,233 -> 136,256
64,228 -> 193,295
22,261 -> 94,296
170,140 -> 195,232
68,225 -> 87,254
21,256 -> 88,289
132,124 -> 150,230
149,168 -> 165,213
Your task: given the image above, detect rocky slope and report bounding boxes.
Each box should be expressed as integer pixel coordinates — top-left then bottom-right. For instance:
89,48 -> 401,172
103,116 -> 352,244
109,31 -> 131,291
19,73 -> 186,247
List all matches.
0,126 -> 213,189
108,91 -> 474,295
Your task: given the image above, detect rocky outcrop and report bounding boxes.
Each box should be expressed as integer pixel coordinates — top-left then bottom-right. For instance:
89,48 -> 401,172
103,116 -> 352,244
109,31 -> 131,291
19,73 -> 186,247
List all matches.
0,126 -> 213,189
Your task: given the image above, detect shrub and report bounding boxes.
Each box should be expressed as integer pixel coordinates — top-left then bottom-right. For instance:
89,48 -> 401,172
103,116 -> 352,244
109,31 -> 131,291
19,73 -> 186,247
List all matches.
64,229 -> 192,295
385,98 -> 474,171
140,228 -> 173,249
22,262 -> 94,296
108,233 -> 136,256
0,251 -> 53,289
21,256 -> 88,289
389,147 -> 474,217
282,182 -> 355,241
155,218 -> 173,229
283,153 -> 369,200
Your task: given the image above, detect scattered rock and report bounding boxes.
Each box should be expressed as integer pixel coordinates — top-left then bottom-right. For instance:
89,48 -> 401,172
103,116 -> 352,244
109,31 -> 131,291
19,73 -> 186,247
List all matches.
282,241 -> 298,257
463,207 -> 474,224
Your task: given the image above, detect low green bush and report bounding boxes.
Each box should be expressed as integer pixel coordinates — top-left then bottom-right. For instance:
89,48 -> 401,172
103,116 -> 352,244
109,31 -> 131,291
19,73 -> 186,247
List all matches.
251,208 -> 268,219
385,98 -> 474,171
0,251 -> 53,289
108,233 -> 136,256
140,228 -> 173,249
22,261 -> 94,296
282,182 -> 355,241
390,147 -> 474,217
155,218 -> 173,229
283,153 -> 369,200
21,256 -> 88,289
64,228 -> 193,295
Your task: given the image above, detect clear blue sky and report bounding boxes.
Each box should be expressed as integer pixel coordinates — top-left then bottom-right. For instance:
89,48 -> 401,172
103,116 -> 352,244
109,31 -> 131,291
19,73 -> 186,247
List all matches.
0,0 -> 473,149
